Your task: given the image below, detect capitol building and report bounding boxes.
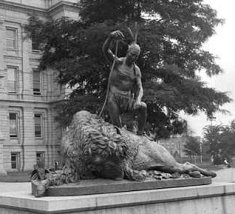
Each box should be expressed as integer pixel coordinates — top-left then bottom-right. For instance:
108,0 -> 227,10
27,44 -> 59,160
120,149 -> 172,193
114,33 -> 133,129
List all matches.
0,0 -> 79,175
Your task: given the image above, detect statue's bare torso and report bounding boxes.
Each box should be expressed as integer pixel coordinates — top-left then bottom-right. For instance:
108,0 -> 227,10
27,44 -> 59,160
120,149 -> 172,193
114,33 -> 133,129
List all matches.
110,57 -> 140,93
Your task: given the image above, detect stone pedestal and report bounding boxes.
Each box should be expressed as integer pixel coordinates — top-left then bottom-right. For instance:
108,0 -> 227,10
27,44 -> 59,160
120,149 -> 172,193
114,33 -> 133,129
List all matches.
0,182 -> 235,214
45,177 -> 212,197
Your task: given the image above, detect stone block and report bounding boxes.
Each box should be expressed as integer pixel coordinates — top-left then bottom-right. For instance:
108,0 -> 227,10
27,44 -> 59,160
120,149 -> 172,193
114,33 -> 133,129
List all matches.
0,182 -> 235,214
46,177 -> 212,197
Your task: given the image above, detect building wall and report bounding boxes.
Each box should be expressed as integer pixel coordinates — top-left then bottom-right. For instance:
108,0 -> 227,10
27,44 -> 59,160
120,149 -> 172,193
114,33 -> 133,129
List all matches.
0,0 -> 78,173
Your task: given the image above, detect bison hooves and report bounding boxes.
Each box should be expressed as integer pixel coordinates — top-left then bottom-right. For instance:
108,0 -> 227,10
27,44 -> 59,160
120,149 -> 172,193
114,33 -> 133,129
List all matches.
126,170 -> 147,181
188,171 -> 201,178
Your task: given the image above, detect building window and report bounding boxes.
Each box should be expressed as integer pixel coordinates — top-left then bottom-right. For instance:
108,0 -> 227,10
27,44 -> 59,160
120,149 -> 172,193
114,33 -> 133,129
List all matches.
36,152 -> 45,167
11,152 -> 20,170
34,113 -> 43,138
9,112 -> 18,138
6,28 -> 17,49
32,32 -> 40,51
7,67 -> 18,93
33,69 -> 41,95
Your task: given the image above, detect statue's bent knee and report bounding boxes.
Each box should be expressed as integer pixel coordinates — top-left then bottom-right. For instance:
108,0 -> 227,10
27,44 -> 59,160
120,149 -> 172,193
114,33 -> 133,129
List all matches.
135,102 -> 147,110
141,102 -> 147,109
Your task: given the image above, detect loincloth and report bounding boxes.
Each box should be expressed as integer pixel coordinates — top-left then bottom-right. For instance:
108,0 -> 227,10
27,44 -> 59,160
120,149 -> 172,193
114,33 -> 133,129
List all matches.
108,88 -> 135,113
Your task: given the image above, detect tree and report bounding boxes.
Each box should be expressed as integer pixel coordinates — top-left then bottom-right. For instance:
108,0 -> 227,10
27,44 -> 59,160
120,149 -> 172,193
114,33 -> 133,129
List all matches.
25,0 -> 231,138
184,136 -> 201,161
203,125 -> 223,159
203,121 -> 235,164
219,122 -> 235,160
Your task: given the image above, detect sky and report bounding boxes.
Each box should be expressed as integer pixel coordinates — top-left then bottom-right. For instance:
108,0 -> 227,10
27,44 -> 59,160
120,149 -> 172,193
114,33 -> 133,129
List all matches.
182,0 -> 235,136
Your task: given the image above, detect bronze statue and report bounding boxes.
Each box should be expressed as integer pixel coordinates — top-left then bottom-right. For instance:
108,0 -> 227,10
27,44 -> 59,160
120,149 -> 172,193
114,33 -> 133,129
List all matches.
31,111 -> 216,197
102,30 -> 147,135
30,30 -> 216,197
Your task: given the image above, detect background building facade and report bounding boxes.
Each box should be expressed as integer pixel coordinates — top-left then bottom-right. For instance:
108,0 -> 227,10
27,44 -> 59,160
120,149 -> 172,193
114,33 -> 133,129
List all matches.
0,0 -> 79,174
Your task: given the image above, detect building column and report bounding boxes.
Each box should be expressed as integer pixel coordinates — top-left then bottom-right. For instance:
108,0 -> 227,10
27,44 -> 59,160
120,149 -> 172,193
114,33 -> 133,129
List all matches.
22,107 -> 34,171
0,16 -> 7,175
0,16 -> 5,88
0,131 -> 7,175
20,23 -> 31,99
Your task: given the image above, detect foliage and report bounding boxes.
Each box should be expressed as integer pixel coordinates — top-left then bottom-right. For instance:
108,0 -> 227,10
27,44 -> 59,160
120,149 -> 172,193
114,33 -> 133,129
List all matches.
183,136 -> 201,158
203,120 -> 235,163
203,125 -> 222,156
24,0 -> 231,138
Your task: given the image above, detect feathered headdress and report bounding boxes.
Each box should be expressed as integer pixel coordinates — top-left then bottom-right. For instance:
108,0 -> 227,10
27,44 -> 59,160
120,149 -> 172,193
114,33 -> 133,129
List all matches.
127,23 -> 140,54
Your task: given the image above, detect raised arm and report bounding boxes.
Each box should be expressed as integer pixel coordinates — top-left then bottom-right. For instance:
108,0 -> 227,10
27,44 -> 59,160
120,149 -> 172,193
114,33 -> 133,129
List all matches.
102,30 -> 124,63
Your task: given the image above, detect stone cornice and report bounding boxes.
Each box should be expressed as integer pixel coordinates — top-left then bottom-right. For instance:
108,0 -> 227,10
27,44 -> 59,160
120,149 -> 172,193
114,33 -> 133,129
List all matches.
0,1 -> 48,17
0,1 -> 79,19
3,55 -> 23,61
0,98 -> 62,105
48,1 -> 80,19
48,1 -> 79,13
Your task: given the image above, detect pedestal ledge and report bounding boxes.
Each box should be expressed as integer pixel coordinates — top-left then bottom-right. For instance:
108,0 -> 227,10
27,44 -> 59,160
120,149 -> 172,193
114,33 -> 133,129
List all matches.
46,177 -> 212,196
0,182 -> 235,214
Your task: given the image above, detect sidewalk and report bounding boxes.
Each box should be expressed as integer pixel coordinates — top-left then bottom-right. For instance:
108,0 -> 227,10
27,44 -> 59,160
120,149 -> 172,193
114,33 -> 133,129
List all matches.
0,171 -> 30,182
0,182 -> 31,193
213,167 -> 235,183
